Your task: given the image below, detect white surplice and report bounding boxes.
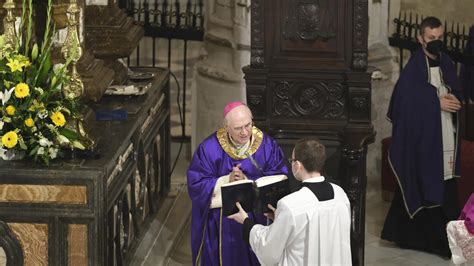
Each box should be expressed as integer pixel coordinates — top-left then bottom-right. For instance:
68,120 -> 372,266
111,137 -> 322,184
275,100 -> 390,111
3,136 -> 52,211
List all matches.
248,176 -> 352,266
430,66 -> 456,180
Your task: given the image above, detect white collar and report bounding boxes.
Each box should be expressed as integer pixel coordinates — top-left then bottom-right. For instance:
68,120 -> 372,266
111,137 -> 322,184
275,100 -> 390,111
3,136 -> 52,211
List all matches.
302,176 -> 325,183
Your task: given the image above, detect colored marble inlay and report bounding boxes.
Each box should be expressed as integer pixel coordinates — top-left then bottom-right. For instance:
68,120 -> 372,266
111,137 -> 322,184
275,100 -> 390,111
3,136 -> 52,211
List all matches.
68,224 -> 88,266
0,184 -> 87,204
8,223 -> 48,266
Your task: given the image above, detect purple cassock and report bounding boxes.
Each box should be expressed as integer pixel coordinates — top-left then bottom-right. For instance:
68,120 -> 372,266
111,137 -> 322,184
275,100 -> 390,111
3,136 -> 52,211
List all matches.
387,47 -> 462,218
187,127 -> 288,266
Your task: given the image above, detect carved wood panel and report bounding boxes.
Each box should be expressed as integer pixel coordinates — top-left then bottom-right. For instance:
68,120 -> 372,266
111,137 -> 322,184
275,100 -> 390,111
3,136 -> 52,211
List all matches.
271,80 -> 346,119
264,0 -> 352,69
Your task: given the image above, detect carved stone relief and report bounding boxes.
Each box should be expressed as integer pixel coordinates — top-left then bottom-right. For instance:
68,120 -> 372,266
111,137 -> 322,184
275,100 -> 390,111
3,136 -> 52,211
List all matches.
283,0 -> 336,41
272,81 -> 346,119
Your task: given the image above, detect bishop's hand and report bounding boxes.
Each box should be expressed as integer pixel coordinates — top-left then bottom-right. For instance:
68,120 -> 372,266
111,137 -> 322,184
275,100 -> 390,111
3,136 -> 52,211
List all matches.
229,163 -> 247,182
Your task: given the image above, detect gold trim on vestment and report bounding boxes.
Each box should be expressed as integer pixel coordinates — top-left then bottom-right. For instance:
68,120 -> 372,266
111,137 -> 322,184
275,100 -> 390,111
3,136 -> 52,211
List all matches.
219,208 -> 223,266
216,126 -> 263,160
195,217 -> 207,265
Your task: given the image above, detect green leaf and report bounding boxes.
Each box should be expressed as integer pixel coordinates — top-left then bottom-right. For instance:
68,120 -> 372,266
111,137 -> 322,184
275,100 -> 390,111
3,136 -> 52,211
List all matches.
36,52 -> 51,86
28,145 -> 39,156
58,127 -> 79,140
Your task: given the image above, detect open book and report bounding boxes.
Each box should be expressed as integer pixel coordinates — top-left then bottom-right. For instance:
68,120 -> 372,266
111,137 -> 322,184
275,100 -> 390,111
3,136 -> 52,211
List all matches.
221,175 -> 289,216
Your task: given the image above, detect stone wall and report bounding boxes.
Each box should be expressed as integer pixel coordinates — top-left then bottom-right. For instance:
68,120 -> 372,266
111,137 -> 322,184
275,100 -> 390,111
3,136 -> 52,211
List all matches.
400,0 -> 474,26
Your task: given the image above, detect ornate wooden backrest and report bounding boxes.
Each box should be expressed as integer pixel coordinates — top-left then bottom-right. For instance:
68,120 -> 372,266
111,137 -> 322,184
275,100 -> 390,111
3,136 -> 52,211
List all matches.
244,1 -> 374,265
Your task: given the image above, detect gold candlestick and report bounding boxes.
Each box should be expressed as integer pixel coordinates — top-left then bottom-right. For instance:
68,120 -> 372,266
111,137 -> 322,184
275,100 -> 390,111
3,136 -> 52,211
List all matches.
3,0 -> 17,48
61,0 -> 94,149
61,0 -> 83,99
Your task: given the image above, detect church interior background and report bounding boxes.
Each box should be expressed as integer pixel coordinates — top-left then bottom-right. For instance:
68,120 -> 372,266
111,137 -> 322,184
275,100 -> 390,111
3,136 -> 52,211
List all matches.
0,0 -> 473,265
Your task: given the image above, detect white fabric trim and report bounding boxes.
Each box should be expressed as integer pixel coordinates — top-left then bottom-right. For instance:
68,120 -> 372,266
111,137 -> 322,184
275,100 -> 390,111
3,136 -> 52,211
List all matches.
210,175 -> 230,209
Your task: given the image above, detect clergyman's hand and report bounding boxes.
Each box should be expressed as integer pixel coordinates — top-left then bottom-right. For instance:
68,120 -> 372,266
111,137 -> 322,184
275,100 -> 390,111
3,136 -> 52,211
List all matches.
229,164 -> 247,182
264,204 -> 276,221
440,94 -> 461,113
227,202 -> 249,224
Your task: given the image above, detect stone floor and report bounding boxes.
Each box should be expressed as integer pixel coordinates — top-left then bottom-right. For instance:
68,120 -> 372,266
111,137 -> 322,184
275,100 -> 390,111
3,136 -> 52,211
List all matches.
127,40 -> 461,265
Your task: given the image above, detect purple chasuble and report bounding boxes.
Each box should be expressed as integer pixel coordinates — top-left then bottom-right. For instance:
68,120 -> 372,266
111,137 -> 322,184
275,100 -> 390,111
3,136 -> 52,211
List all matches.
187,128 -> 288,266
387,47 -> 462,218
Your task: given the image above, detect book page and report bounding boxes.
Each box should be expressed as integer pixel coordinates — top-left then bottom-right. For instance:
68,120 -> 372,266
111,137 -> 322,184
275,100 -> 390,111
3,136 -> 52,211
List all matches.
221,179 -> 254,187
255,175 -> 288,187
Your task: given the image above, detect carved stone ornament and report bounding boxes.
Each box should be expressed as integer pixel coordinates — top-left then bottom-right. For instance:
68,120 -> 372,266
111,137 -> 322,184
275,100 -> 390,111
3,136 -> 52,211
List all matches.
342,147 -> 364,161
353,52 -> 367,69
250,48 -> 264,66
273,81 -> 345,119
283,0 -> 336,41
249,94 -> 263,106
351,96 -> 367,110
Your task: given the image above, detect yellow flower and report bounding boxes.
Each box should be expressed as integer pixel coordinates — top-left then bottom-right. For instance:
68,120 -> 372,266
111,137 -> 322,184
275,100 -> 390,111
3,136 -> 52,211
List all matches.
5,105 -> 15,115
51,111 -> 66,127
1,131 -> 18,148
6,59 -> 23,72
25,118 -> 34,127
14,83 -> 30,98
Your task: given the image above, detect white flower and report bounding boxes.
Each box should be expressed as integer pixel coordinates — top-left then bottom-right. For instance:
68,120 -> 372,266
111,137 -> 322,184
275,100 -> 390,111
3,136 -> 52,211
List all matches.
39,138 -> 52,147
0,87 -> 14,106
37,147 -> 45,155
38,110 -> 48,119
57,135 -> 70,145
0,120 -> 3,130
34,87 -> 44,95
0,147 -> 6,160
72,140 -> 85,150
48,147 -> 58,159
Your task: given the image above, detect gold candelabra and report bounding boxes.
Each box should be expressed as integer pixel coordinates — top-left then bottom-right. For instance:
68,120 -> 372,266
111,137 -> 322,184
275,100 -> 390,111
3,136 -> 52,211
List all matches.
3,0 -> 17,48
61,0 -> 83,99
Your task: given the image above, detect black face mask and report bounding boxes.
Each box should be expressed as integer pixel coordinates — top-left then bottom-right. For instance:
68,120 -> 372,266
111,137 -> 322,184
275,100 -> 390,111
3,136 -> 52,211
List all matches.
425,39 -> 444,55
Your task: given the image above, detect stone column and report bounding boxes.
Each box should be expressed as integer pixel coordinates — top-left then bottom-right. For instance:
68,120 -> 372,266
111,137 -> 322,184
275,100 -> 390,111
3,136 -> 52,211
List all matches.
368,0 -> 390,47
191,0 -> 251,151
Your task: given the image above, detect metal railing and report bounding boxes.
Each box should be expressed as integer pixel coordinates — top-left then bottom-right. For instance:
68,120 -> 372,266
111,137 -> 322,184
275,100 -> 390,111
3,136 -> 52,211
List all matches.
389,12 -> 474,71
120,0 -> 205,141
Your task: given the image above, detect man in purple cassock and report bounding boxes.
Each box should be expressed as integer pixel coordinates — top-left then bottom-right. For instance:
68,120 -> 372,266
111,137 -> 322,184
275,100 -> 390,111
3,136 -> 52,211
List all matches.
381,16 -> 462,258
187,101 -> 288,265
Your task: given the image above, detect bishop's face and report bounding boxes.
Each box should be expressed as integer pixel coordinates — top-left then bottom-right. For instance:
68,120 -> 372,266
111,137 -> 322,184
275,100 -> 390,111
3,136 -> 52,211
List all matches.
226,117 -> 253,145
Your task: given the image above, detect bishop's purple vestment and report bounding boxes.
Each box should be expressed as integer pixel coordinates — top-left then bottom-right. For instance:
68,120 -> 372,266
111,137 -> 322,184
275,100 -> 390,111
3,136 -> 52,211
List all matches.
187,127 -> 288,266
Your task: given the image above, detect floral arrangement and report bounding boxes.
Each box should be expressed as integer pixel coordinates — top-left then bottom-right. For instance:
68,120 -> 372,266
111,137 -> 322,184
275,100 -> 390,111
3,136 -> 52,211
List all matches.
0,0 -> 85,164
